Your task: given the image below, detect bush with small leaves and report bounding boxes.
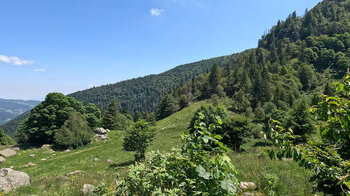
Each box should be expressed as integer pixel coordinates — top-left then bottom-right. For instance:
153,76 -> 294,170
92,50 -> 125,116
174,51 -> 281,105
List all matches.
54,112 -> 94,149
123,120 -> 155,161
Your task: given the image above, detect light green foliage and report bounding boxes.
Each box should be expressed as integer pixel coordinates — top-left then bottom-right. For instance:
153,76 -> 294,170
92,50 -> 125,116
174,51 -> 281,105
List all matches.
260,171 -> 279,196
189,105 -> 227,130
116,113 -> 239,195
54,112 -> 94,149
266,73 -> 350,194
123,120 -> 155,161
0,127 -> 15,145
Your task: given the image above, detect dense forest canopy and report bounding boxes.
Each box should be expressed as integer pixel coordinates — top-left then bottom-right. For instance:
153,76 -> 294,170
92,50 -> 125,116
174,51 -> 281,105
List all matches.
156,0 -> 350,120
69,55 -> 233,113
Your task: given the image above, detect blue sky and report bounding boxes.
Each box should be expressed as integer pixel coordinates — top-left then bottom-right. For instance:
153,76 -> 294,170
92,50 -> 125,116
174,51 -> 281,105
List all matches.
0,0 -> 321,100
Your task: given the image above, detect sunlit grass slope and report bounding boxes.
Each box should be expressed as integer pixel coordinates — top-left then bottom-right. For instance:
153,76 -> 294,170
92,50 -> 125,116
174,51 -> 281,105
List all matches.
3,99 -> 313,195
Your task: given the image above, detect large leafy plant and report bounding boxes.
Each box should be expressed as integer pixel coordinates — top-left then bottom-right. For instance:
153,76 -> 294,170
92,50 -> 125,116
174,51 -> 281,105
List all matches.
266,72 -> 350,195
115,113 -> 239,195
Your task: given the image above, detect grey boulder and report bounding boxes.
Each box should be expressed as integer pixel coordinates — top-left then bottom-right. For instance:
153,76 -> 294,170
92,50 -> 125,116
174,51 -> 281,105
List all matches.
0,168 -> 30,192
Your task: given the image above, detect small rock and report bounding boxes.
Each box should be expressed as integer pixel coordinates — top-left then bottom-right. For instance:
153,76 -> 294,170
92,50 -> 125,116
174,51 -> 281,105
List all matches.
106,129 -> 111,132
240,182 -> 257,191
93,158 -> 99,162
64,149 -> 70,152
81,184 -> 95,195
10,166 -> 14,169
94,128 -> 107,134
95,134 -> 109,140
0,157 -> 6,163
26,162 -> 36,167
41,158 -> 47,161
242,192 -> 264,196
29,154 -> 35,157
282,158 -> 293,161
65,170 -> 84,177
46,149 -> 55,154
12,147 -> 20,151
0,148 -> 16,157
106,159 -> 113,163
41,144 -> 50,149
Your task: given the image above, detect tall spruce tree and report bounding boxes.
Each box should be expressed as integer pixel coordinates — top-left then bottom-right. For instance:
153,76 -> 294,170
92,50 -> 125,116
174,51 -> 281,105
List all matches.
208,63 -> 220,95
102,99 -> 119,130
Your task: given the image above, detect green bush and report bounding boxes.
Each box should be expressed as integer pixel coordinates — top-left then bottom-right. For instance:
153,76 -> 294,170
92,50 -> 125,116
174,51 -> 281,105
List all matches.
189,105 -> 227,129
0,128 -> 15,145
221,115 -> 252,151
16,92 -> 100,146
54,112 -> 94,149
123,120 -> 155,161
116,113 -> 239,195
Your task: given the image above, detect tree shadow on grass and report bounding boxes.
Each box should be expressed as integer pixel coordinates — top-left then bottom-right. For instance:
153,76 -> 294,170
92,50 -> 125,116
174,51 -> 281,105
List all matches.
109,159 -> 135,168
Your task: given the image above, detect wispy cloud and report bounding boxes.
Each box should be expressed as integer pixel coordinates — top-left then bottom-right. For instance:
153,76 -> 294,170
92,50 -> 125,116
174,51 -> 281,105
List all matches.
88,84 -> 94,89
150,8 -> 164,16
0,54 -> 34,66
34,68 -> 45,72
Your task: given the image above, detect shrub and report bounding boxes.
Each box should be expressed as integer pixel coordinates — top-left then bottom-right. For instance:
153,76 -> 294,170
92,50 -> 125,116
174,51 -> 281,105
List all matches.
123,120 -> 155,161
54,112 -> 94,149
0,128 -> 15,145
116,113 -> 239,195
189,105 -> 227,130
221,115 -> 252,151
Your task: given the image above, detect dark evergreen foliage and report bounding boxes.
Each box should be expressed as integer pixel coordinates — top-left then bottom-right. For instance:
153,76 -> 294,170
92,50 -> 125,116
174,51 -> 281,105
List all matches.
69,56 -> 230,114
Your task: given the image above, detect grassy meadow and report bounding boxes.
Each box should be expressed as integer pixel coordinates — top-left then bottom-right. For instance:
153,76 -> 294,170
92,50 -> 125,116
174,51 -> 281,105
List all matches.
1,100 -> 314,195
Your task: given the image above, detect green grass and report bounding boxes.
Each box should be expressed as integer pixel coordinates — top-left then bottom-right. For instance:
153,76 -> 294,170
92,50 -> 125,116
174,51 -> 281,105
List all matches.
2,99 -> 314,195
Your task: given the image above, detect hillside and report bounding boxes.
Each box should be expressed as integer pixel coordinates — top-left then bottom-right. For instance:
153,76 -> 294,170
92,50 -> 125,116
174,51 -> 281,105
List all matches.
69,55 -> 234,113
0,111 -> 30,138
0,99 -> 39,125
1,99 -> 312,195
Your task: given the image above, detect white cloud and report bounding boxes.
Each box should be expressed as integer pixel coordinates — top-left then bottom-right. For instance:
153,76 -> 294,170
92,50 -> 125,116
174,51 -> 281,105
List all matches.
150,8 -> 164,16
34,68 -> 45,72
0,54 -> 34,66
88,84 -> 94,89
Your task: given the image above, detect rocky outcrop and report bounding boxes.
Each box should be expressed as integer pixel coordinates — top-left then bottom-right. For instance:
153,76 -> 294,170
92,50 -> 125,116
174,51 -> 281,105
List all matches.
94,128 -> 110,134
0,168 -> 30,192
94,128 -> 110,140
0,157 -> 5,163
0,149 -> 16,157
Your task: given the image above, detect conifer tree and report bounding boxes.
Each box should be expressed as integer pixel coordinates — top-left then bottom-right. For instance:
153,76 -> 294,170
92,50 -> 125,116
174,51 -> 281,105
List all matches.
102,99 -> 119,130
208,63 -> 220,95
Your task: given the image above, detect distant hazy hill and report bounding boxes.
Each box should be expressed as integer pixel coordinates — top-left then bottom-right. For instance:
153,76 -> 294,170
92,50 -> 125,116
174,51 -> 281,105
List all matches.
0,98 -> 40,124
69,55 -> 234,113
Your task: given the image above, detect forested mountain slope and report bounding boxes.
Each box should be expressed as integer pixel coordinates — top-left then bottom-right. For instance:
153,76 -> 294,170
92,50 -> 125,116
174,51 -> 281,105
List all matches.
0,99 -> 39,125
157,0 -> 350,120
0,111 -> 30,137
69,55 -> 233,113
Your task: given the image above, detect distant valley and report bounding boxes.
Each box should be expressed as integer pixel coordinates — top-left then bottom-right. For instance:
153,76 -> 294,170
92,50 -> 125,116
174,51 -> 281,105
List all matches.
0,98 -> 40,124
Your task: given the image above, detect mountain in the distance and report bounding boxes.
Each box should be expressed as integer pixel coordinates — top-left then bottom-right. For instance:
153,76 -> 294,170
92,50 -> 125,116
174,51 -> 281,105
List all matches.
0,98 -> 40,125
69,55 -> 235,113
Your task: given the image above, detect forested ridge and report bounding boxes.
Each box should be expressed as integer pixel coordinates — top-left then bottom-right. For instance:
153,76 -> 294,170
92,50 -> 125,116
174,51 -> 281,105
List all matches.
157,0 -> 350,121
69,55 -> 232,113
